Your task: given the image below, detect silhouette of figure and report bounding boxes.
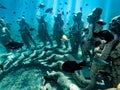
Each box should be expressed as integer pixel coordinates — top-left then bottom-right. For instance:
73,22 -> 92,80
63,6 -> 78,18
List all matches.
17,17 -> 36,49
0,19 -> 13,53
53,13 -> 68,48
37,16 -> 53,46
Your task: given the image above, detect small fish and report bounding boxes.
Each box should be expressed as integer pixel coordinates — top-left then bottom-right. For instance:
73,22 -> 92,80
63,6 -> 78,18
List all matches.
62,11 -> 64,15
29,27 -> 35,31
93,30 -> 114,43
25,1 -> 27,5
45,8 -> 53,13
62,61 -> 86,73
17,17 -> 21,19
6,23 -> 12,26
31,18 -> 34,21
80,7 -> 82,12
66,11 -> 69,14
32,1 -> 34,3
59,2 -> 62,5
22,15 -> 25,17
61,35 -> 68,41
85,4 -> 88,6
65,2 -> 68,5
22,11 -> 25,14
0,5 -> 7,9
1,16 -> 6,19
39,3 -> 45,8
73,12 -> 76,14
5,41 -> 24,50
57,9 -> 60,12
13,11 -> 16,14
66,22 -> 69,25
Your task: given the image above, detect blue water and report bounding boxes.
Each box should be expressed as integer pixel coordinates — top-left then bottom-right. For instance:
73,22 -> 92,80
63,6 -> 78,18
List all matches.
0,0 -> 120,89
0,0 -> 120,34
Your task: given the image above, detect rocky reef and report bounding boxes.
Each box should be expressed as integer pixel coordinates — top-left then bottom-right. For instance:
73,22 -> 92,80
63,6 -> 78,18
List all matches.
0,45 -> 78,90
